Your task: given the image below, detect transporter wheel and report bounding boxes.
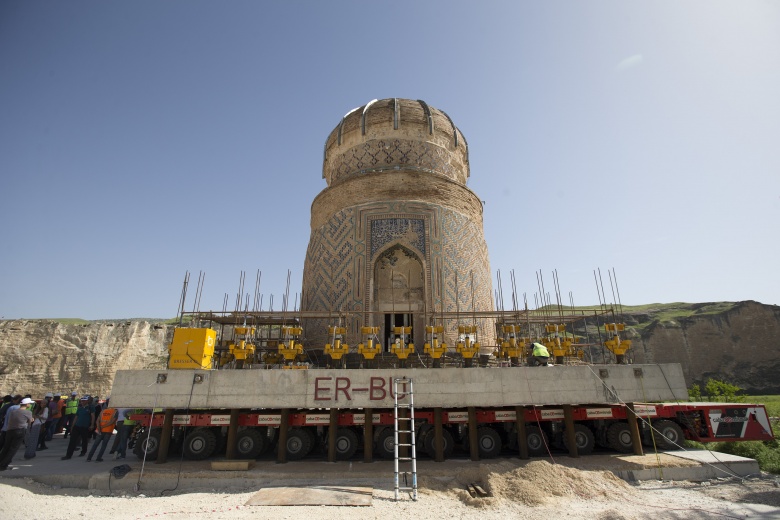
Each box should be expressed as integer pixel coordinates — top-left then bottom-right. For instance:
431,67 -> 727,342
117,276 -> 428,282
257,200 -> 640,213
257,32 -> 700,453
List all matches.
526,426 -> 549,457
235,428 -> 267,459
423,428 -> 454,459
470,427 -> 502,459
334,428 -> 359,460
606,423 -> 634,453
183,428 -> 218,460
376,428 -> 396,459
563,424 -> 595,455
654,420 -> 684,450
286,428 -> 315,460
134,428 -> 162,461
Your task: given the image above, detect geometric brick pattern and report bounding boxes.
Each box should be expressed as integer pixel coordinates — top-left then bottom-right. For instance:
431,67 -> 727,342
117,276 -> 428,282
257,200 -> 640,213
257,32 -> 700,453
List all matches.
302,201 -> 494,346
328,138 -> 464,185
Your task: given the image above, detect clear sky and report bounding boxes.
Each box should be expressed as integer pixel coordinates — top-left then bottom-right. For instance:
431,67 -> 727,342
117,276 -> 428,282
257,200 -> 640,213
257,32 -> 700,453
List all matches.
1,1 -> 778,320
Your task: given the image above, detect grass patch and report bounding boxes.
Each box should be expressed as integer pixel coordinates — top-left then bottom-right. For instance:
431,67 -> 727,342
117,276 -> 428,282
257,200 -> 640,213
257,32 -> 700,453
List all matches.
747,395 -> 780,417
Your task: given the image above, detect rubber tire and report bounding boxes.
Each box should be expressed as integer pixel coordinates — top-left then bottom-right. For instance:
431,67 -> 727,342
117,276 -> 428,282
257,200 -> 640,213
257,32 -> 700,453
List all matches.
235,428 -> 267,459
467,427 -> 502,459
526,426 -> 549,457
563,424 -> 596,455
654,420 -> 684,450
334,428 -> 359,460
607,422 -> 634,453
183,428 -> 218,460
376,428 -> 396,459
134,428 -> 162,461
423,428 -> 455,459
286,428 -> 314,461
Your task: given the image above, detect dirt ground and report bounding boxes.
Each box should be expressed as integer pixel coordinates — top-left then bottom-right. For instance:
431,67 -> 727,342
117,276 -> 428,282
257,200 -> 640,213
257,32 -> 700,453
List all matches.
2,460 -> 779,520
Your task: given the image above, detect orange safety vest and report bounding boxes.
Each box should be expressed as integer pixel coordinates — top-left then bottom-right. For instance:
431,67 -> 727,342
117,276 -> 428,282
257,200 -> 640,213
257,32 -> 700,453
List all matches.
98,407 -> 118,433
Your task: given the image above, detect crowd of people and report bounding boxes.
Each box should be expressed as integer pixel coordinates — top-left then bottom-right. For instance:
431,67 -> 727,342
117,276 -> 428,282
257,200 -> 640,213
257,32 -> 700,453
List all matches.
0,391 -> 138,471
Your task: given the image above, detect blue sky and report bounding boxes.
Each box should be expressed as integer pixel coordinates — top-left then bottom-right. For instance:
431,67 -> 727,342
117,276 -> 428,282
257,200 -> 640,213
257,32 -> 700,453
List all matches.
1,1 -> 778,319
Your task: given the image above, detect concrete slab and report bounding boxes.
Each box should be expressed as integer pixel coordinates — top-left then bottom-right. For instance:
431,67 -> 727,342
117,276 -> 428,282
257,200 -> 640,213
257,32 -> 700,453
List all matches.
613,450 -> 761,482
245,486 -> 372,506
110,363 -> 688,409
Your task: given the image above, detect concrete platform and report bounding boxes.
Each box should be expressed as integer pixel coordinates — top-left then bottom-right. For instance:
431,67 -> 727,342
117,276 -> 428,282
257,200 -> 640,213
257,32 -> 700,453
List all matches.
110,364 -> 688,409
0,432 -> 759,494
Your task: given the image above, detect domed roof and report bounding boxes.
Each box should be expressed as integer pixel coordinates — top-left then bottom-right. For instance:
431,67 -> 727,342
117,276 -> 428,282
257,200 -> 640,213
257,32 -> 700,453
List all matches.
322,98 -> 470,186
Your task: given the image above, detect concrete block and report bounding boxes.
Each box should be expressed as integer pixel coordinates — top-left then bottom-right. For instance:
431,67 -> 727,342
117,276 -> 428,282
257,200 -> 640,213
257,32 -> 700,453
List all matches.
211,460 -> 255,471
110,363 -> 688,409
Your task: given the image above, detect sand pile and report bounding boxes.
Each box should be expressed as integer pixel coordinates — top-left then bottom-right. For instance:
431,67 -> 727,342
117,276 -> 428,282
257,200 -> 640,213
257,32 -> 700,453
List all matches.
419,460 -> 635,509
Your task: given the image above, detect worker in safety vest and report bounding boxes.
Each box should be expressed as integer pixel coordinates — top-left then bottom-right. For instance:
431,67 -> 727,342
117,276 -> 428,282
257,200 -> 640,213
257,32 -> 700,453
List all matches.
115,408 -> 142,459
531,342 -> 550,366
63,392 -> 78,438
87,402 -> 117,462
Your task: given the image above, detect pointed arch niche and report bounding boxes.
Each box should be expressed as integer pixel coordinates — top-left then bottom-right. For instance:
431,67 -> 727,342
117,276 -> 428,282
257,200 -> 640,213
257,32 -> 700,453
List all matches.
370,243 -> 426,350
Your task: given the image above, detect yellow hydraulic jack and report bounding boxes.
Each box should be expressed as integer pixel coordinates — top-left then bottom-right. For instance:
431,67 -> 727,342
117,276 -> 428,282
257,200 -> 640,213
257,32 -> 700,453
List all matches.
390,326 -> 414,367
423,326 -> 447,367
262,351 -> 282,366
497,325 -> 523,365
604,323 -> 631,364
544,324 -> 572,365
324,326 -> 349,367
229,326 -> 256,368
357,326 -> 381,367
278,326 -> 304,366
456,325 -> 480,367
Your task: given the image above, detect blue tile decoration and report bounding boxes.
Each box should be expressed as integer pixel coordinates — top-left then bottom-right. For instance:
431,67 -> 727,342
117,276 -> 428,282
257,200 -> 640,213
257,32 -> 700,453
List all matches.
370,218 -> 425,259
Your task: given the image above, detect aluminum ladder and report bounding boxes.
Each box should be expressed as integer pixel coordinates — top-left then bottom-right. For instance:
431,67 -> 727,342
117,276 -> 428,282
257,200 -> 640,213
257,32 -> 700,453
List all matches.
393,376 -> 418,501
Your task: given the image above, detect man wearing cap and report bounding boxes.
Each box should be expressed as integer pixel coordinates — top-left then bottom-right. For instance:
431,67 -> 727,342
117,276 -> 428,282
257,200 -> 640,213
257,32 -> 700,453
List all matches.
61,397 -> 95,460
63,391 -> 78,438
0,397 -> 34,470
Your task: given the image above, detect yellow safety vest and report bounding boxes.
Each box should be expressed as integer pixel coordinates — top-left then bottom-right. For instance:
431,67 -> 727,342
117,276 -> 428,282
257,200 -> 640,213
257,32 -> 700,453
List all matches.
65,398 -> 78,415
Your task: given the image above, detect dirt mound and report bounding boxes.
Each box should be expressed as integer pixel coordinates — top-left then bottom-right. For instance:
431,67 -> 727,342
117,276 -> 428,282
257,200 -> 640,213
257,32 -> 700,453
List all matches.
419,460 -> 635,508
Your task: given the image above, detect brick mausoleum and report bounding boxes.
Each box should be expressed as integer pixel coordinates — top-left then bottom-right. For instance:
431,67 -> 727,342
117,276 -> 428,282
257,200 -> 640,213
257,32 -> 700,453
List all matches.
302,98 -> 494,349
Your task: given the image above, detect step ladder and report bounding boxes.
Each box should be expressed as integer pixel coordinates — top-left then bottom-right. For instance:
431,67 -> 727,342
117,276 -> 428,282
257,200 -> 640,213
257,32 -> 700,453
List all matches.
393,376 -> 418,501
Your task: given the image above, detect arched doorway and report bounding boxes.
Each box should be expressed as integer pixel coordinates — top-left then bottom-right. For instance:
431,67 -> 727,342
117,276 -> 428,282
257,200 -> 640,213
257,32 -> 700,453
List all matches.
372,244 -> 425,351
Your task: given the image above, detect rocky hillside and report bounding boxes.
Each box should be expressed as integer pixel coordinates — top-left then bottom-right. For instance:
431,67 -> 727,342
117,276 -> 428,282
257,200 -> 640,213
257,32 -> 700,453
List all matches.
1,300 -> 778,397
0,320 -> 171,397
626,300 -> 780,394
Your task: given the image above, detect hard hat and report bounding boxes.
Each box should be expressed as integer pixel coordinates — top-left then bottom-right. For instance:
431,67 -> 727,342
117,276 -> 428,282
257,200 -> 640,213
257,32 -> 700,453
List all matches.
45,392 -> 53,398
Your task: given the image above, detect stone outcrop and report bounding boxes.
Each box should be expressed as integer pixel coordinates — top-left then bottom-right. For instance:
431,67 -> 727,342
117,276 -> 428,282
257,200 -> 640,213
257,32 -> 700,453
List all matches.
0,320 -> 170,397
629,301 -> 780,394
1,300 -> 778,398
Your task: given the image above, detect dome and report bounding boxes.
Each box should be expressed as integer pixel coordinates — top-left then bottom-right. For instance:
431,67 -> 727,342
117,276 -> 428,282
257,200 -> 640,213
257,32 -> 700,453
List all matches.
322,98 -> 470,186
